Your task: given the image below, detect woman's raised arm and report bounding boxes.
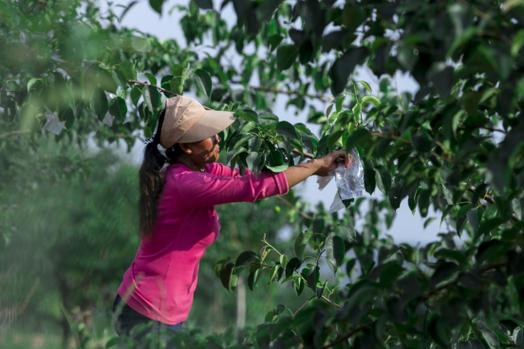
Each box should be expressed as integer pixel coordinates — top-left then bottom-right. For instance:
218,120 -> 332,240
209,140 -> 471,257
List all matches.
284,150 -> 351,187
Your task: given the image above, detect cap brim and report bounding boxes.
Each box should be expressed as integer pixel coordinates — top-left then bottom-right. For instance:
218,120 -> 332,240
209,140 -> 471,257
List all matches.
177,110 -> 235,143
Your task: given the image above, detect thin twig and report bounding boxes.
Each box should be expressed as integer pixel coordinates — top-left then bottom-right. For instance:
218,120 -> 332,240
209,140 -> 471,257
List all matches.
261,236 -> 284,257
322,325 -> 367,349
293,298 -> 311,316
371,131 -> 411,144
292,148 -> 315,159
230,79 -> 332,102
128,79 -> 178,96
467,186 -> 519,222
481,127 -> 507,134
321,294 -> 341,309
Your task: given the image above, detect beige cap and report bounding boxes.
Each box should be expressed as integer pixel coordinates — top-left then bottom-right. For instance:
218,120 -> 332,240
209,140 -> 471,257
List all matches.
159,96 -> 235,149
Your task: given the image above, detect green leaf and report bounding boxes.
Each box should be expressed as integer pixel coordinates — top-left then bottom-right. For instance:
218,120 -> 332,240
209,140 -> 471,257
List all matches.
319,129 -> 344,153
361,95 -> 380,107
359,80 -> 372,93
195,69 -> 212,97
149,0 -> 164,14
276,45 -> 298,70
345,128 -> 371,150
322,30 -> 350,52
375,168 -> 392,193
235,251 -> 257,267
285,257 -> 301,279
408,186 -> 418,213
270,265 -> 283,283
430,65 -> 454,98
93,89 -> 108,119
95,66 -> 118,93
341,281 -> 378,320
218,262 -> 234,290
303,266 -> 320,290
474,320 -> 500,349
512,30 -> 524,56
377,261 -> 404,287
430,261 -> 459,288
27,78 -> 43,93
235,109 -> 258,122
397,43 -> 417,70
116,60 -> 136,82
130,85 -> 142,106
105,337 -> 120,348
294,231 -> 306,259
476,239 -> 507,265
342,1 -> 365,32
143,86 -> 162,113
248,269 -> 260,290
171,63 -> 191,94
148,86 -> 162,110
329,47 -> 369,95
418,188 -> 430,217
434,248 -> 467,265
276,121 -> 299,139
477,217 -> 506,237
109,96 -> 127,120
346,259 -> 356,276
333,235 -> 346,266
160,74 -> 173,91
145,72 -> 157,86
428,315 -> 449,347
293,275 -> 305,295
363,159 -> 375,194
266,149 -> 288,172
194,0 -> 213,10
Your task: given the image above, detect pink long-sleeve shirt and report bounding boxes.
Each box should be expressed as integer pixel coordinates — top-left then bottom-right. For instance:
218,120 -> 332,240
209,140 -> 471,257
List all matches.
117,161 -> 289,325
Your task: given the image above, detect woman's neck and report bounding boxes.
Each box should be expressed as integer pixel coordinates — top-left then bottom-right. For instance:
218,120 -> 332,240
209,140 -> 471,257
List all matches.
177,155 -> 205,172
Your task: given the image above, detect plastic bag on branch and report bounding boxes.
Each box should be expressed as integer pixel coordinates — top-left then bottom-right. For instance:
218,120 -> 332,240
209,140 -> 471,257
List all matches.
317,149 -> 364,212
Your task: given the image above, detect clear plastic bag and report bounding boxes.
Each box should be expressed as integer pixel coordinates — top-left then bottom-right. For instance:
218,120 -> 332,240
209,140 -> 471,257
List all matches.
317,149 -> 365,212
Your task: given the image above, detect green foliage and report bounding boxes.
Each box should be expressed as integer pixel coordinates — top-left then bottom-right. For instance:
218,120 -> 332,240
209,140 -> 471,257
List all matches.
2,0 -> 524,348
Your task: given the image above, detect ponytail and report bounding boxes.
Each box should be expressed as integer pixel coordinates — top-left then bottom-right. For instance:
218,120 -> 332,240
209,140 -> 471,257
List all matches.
138,108 -> 180,237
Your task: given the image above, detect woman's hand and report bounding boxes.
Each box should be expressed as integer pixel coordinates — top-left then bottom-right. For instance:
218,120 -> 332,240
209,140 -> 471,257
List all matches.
283,150 -> 352,188
314,150 -> 352,176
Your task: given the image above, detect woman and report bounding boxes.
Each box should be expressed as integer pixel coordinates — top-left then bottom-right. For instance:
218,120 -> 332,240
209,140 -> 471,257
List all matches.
112,95 -> 350,342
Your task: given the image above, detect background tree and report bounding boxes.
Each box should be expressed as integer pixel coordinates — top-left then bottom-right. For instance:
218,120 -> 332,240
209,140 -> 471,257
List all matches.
1,0 -> 524,348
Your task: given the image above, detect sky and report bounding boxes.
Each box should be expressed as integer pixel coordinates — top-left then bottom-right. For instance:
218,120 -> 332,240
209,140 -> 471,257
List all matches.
108,0 -> 443,244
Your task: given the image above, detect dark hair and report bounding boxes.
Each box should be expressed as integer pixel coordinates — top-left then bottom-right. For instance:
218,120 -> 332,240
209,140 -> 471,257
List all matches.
138,108 -> 182,237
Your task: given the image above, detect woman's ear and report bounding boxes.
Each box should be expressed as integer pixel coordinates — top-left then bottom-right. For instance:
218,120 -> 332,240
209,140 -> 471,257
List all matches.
179,143 -> 192,154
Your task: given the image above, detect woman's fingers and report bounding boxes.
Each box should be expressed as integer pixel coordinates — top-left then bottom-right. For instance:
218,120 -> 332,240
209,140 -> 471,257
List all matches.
330,150 -> 350,167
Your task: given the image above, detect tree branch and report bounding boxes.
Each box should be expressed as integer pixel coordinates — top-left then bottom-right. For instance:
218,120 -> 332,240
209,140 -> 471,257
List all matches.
321,325 -> 367,349
292,148 -> 315,159
230,79 -> 333,102
128,79 -> 178,96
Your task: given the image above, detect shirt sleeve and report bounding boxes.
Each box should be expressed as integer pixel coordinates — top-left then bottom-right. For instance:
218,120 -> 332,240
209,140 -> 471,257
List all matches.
174,168 -> 289,208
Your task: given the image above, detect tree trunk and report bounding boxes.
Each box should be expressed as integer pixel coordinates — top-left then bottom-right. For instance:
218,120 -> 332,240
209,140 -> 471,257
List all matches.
61,314 -> 70,349
236,275 -> 246,332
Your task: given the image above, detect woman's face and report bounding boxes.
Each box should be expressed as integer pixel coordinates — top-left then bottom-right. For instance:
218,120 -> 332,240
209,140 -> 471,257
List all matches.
184,134 -> 221,166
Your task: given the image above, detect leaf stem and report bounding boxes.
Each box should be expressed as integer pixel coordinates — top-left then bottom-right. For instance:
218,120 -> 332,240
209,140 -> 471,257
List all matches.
321,294 -> 341,309
261,235 -> 283,257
